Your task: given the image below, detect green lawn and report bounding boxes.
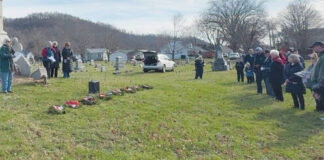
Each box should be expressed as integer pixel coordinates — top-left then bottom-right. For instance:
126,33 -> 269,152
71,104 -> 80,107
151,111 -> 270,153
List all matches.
0,62 -> 323,159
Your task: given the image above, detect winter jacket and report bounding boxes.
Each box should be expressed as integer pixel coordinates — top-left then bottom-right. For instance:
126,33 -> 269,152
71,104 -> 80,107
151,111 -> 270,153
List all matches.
284,63 -> 306,94
195,59 -> 204,72
311,51 -> 324,84
253,53 -> 265,73
0,45 -> 15,72
245,67 -> 254,77
51,47 -> 61,68
62,47 -> 73,72
41,47 -> 55,62
269,61 -> 284,85
235,61 -> 244,72
244,54 -> 254,66
261,57 -> 272,78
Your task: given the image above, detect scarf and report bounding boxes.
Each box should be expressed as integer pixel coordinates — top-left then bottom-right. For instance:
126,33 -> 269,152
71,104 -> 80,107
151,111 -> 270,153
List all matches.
272,56 -> 284,65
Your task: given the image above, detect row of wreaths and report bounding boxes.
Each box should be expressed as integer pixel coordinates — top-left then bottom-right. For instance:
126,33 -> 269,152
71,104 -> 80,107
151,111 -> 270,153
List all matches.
48,85 -> 153,114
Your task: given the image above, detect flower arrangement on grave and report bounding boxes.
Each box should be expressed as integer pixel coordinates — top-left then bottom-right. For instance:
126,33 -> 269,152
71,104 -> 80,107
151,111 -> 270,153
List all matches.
121,87 -> 136,93
80,96 -> 97,105
112,89 -> 124,96
141,84 -> 153,89
48,105 -> 66,114
64,101 -> 80,109
98,93 -> 113,100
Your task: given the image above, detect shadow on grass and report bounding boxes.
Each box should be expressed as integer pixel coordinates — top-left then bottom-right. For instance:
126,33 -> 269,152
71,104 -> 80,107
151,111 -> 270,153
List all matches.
255,108 -> 324,148
13,82 -> 37,87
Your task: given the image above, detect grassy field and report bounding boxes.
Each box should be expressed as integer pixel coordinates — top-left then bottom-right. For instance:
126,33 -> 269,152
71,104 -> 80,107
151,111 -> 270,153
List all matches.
0,61 -> 323,159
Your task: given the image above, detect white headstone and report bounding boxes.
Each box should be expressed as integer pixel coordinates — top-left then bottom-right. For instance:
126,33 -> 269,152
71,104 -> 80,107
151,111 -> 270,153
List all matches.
0,0 -> 8,44
101,66 -> 106,72
31,68 -> 47,80
90,60 -> 94,66
74,59 -> 84,72
14,54 -> 31,76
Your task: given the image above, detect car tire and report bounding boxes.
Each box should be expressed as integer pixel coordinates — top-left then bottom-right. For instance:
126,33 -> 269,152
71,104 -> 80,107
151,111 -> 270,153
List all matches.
143,69 -> 149,73
161,65 -> 166,73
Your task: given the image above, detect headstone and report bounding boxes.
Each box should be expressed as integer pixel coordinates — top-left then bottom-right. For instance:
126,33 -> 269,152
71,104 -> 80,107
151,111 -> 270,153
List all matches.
90,60 -> 94,66
26,53 -> 35,64
74,59 -> 84,72
212,44 -> 229,71
185,56 -> 190,64
114,56 -> 124,71
11,37 -> 23,52
101,66 -> 106,72
14,54 -> 31,76
0,0 -> 9,45
132,59 -> 137,66
31,68 -> 47,80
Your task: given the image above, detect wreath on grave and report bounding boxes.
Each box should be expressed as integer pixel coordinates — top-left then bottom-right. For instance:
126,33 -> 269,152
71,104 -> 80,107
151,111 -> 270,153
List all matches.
80,96 -> 97,105
98,93 -> 113,101
64,101 -> 80,109
112,89 -> 124,96
141,84 -> 153,89
121,87 -> 136,93
48,105 -> 66,114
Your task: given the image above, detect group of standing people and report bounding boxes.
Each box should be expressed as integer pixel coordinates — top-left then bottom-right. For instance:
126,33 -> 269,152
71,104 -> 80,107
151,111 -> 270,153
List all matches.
41,41 -> 73,78
235,42 -> 324,112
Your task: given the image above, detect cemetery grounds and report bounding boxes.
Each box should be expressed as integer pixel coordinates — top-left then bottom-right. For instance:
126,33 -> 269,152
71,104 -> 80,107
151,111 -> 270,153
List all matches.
0,61 -> 323,159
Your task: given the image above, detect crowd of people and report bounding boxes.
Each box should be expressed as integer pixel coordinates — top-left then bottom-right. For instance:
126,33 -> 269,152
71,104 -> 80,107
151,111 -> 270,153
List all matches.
41,41 -> 73,79
0,39 -> 74,94
235,42 -> 324,112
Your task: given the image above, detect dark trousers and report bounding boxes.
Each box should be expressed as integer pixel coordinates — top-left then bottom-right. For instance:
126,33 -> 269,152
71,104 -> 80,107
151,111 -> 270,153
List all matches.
43,61 -> 51,78
316,99 -> 324,112
291,93 -> 305,110
51,67 -> 58,78
271,83 -> 284,101
237,70 -> 244,82
255,71 -> 263,93
195,70 -> 203,79
264,77 -> 274,97
247,77 -> 253,84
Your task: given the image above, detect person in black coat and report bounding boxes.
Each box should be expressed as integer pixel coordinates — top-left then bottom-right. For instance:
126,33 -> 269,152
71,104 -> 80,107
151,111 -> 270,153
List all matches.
269,50 -> 284,101
284,54 -> 306,110
262,50 -> 274,97
254,47 -> 266,94
62,42 -> 73,78
244,49 -> 255,82
51,41 -> 61,78
312,80 -> 324,112
195,56 -> 204,79
235,57 -> 244,82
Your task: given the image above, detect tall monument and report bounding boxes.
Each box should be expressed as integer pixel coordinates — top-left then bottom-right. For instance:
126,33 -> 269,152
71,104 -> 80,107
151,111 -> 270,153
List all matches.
0,0 -> 8,44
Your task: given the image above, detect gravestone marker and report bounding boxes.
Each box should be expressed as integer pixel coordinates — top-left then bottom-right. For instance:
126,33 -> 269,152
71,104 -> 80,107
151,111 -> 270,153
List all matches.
74,59 -> 84,72
101,66 -> 106,72
31,68 -> 47,80
90,60 -> 94,66
14,55 -> 31,76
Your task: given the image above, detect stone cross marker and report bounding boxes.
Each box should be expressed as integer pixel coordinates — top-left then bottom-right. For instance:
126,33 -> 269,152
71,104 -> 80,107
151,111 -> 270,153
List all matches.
0,0 -> 8,44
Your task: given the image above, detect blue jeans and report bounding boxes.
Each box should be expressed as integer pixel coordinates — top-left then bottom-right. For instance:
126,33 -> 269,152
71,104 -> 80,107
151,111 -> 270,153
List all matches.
1,72 -> 12,92
63,72 -> 70,78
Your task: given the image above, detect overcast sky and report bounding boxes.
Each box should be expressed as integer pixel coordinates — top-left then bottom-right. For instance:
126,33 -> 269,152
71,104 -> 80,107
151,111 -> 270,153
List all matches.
3,0 -> 324,34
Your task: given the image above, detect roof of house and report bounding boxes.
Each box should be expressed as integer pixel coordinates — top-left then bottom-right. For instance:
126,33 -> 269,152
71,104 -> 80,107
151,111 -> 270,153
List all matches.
86,48 -> 108,53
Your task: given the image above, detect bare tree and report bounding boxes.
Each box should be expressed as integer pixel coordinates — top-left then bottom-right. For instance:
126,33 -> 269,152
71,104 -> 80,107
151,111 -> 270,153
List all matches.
103,29 -> 119,62
207,0 -> 267,51
168,13 -> 184,60
280,0 -> 322,54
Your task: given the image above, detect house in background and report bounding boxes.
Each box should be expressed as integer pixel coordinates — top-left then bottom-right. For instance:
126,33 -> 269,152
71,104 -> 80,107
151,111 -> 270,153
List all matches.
160,41 -> 210,59
109,50 -> 144,63
84,48 -> 108,61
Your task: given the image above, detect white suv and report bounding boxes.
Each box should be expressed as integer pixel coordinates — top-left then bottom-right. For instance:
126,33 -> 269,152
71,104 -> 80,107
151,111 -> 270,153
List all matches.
142,51 -> 175,73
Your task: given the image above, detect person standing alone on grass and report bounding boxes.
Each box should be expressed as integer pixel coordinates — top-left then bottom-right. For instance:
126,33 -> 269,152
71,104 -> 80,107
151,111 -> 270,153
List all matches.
261,50 -> 274,97
254,47 -> 265,94
194,55 -> 204,79
235,57 -> 244,82
244,49 -> 255,82
0,38 -> 15,93
51,41 -> 61,78
245,63 -> 254,84
285,54 -> 306,110
310,41 -> 324,112
269,50 -> 284,101
62,42 -> 73,78
41,41 -> 55,78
